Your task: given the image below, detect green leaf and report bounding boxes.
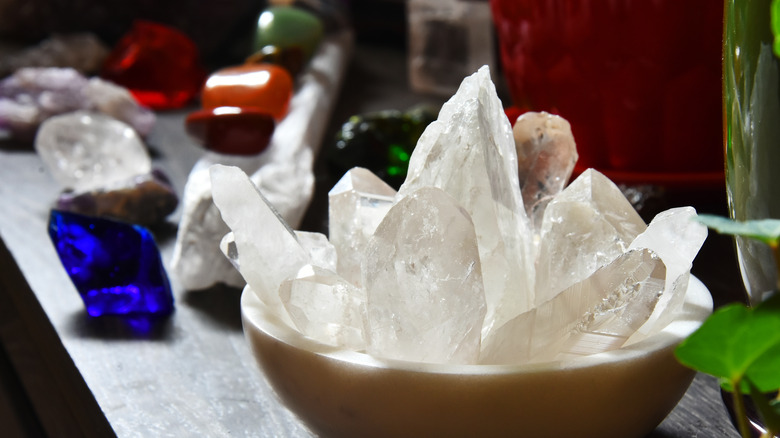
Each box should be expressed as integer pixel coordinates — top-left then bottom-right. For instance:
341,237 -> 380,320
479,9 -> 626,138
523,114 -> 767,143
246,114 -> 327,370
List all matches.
696,214 -> 780,247
675,293 -> 780,393
773,0 -> 780,58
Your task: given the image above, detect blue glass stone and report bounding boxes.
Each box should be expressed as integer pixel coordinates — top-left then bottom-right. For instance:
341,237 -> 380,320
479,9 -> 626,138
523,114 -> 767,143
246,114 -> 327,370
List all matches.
48,210 -> 174,317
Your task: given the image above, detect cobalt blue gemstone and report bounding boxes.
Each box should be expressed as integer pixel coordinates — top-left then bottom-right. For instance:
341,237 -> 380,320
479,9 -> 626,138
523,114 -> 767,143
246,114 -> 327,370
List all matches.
48,210 -> 174,317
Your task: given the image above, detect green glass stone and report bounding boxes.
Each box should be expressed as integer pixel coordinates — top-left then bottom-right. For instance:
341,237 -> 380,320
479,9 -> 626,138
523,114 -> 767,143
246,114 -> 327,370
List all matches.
253,6 -> 324,64
329,106 -> 438,189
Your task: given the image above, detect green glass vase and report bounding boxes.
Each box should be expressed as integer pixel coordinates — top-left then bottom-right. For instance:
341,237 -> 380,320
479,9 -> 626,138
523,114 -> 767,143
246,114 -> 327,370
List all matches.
724,0 -> 780,306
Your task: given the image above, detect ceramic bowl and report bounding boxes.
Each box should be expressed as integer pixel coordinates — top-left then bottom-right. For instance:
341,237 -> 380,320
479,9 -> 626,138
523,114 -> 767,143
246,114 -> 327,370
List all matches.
241,276 -> 712,438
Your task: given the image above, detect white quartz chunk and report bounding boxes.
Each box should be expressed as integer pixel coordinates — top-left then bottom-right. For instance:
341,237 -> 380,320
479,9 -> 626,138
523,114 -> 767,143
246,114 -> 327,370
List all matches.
328,167 -> 396,286
512,111 -> 578,228
627,207 -> 708,339
279,264 -> 367,350
295,231 -> 338,273
34,110 -> 151,192
362,187 -> 486,364
210,164 -> 311,325
535,168 -> 647,305
398,65 -> 535,339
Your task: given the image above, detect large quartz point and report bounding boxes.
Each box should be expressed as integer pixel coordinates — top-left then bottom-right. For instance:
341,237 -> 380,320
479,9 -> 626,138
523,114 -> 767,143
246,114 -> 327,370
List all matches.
35,111 -> 152,193
398,65 -> 534,340
627,207 -> 708,339
482,249 -> 665,364
362,187 -> 486,364
328,167 -> 396,287
512,111 -> 578,228
535,168 -> 647,305
210,164 -> 311,325
279,264 -> 366,350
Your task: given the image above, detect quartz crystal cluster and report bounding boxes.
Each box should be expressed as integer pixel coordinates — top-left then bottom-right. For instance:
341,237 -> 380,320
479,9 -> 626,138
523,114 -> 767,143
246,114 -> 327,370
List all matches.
212,66 -> 707,365
0,67 -> 155,140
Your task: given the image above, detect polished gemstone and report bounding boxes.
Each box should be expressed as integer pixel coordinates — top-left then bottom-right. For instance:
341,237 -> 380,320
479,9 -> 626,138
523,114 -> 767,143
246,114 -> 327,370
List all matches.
254,6 -> 324,63
185,107 -> 275,155
201,64 -> 293,120
246,45 -> 305,77
101,20 -> 205,110
329,106 -> 437,189
55,170 -> 179,226
48,210 -> 174,317
35,111 -> 151,193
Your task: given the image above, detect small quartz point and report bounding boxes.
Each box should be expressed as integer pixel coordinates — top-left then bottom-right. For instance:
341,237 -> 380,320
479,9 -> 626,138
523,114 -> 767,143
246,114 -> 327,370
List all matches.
535,168 -> 647,306
532,249 -> 665,362
627,207 -> 708,340
279,264 -> 367,350
328,167 -> 396,286
210,164 -> 310,326
294,231 -> 338,273
362,187 -> 486,364
398,66 -> 535,340
35,111 -> 152,193
512,111 -> 578,229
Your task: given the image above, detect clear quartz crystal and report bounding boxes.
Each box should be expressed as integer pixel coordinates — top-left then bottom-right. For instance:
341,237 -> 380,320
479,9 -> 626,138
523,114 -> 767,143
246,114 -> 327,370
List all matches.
398,66 -> 535,341
513,111 -> 578,229
531,249 -> 665,362
627,207 -> 708,339
294,231 -> 338,273
210,164 -> 310,326
279,264 -> 367,350
362,187 -> 486,364
328,167 -> 396,287
34,110 -> 151,192
535,168 -> 647,305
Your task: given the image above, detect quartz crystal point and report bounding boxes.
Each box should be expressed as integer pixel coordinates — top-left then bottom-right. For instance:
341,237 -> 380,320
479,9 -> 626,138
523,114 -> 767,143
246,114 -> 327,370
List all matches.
328,167 -> 396,287
482,249 -> 665,364
627,207 -> 707,339
0,67 -> 155,139
279,265 -> 366,350
362,187 -> 486,364
512,111 -> 578,228
535,168 -> 647,305
35,111 -> 152,193
210,164 -> 310,325
398,65 -> 534,339
48,210 -> 174,317
294,231 -> 338,273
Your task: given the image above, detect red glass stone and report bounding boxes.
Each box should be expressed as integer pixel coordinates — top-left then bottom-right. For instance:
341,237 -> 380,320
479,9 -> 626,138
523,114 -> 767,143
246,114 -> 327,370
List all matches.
201,63 -> 293,120
101,20 -> 206,110
185,107 -> 275,156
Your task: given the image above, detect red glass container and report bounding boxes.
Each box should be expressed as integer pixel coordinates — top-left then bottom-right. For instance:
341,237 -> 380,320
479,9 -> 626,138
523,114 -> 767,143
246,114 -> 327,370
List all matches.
490,0 -> 723,178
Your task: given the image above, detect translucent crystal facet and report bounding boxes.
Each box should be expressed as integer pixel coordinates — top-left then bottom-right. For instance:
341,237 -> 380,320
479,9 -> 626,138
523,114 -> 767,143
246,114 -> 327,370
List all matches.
35,111 -> 152,193
535,168 -> 647,305
209,164 -> 309,325
328,167 -> 396,286
279,265 -> 366,350
362,187 -> 486,364
48,210 -> 174,317
398,66 -> 535,340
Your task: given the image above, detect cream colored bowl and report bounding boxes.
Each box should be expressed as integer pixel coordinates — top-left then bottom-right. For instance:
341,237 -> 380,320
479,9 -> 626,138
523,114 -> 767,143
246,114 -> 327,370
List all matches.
241,277 -> 712,438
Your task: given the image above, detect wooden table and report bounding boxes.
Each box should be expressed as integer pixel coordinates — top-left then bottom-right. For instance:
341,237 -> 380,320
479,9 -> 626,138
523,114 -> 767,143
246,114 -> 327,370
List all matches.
0,42 -> 745,437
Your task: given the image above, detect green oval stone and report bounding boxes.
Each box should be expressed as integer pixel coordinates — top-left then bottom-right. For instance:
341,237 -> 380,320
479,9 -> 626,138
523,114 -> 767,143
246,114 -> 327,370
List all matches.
254,6 -> 324,63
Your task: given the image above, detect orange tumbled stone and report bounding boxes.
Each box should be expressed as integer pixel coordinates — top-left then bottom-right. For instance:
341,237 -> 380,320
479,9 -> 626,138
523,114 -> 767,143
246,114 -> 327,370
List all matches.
201,64 -> 293,120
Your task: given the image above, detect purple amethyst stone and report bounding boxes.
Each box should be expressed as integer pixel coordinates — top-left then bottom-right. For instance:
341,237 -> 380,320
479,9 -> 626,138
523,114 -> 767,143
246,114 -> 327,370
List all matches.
48,210 -> 174,317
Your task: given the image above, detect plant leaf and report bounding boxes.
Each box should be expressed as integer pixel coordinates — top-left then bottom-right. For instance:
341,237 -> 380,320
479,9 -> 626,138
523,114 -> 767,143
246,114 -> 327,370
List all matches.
696,214 -> 780,247
773,0 -> 780,58
675,293 -> 780,393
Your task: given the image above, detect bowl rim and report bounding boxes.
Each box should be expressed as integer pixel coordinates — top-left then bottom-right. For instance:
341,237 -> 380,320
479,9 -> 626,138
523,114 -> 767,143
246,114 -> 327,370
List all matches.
241,275 -> 713,376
